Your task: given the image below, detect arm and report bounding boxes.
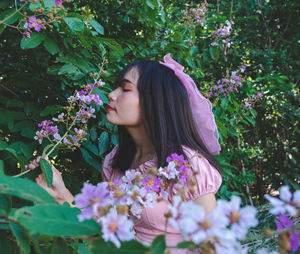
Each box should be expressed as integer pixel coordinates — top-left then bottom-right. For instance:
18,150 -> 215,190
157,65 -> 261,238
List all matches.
193,193 -> 217,214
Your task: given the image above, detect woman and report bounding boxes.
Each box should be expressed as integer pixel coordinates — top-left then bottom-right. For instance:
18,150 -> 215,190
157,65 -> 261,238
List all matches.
35,54 -> 222,251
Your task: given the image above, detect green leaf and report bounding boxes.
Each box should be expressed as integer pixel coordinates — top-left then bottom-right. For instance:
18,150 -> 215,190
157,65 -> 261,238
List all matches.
44,37 -> 59,55
40,105 -> 64,117
29,0 -> 42,12
245,115 -> 255,126
98,38 -> 124,56
0,194 -> 11,214
49,237 -> 72,254
80,148 -> 101,171
0,175 -> 56,204
90,239 -> 149,254
150,235 -> 166,254
82,142 -> 99,156
88,19 -> 104,35
98,132 -> 109,155
20,33 -> 46,49
9,222 -> 31,254
40,158 -> 53,188
0,9 -> 22,25
64,17 -> 85,32
0,230 -> 13,254
111,134 -> 118,146
58,64 -> 81,75
0,160 -> 4,175
176,241 -> 196,249
90,127 -> 98,142
44,0 -> 55,10
5,147 -> 25,172
14,205 -> 101,236
0,140 -> 8,151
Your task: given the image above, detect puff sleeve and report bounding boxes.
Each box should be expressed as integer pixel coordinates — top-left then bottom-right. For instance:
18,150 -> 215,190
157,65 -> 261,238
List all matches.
101,145 -> 118,182
170,146 -> 222,201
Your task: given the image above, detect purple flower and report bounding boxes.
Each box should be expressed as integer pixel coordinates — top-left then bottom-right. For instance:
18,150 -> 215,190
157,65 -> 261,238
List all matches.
141,175 -> 161,193
100,211 -> 135,248
23,30 -> 31,40
275,214 -> 299,251
55,0 -> 63,6
74,182 -> 96,208
257,92 -> 263,98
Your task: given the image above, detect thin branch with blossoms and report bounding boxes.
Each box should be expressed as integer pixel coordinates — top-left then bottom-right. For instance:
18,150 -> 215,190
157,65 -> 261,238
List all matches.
13,59 -> 107,178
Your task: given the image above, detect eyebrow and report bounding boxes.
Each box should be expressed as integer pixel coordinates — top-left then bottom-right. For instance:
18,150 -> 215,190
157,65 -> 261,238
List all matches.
120,78 -> 134,85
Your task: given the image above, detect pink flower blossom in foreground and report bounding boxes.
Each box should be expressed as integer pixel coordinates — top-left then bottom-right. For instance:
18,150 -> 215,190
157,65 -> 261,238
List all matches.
100,210 -> 135,248
217,196 -> 258,239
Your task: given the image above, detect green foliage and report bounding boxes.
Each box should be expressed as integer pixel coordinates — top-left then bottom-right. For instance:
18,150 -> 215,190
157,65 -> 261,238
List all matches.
0,0 -> 299,252
14,205 -> 101,236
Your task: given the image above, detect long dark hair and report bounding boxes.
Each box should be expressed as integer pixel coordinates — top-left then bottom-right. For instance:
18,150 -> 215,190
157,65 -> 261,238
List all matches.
111,59 -> 222,174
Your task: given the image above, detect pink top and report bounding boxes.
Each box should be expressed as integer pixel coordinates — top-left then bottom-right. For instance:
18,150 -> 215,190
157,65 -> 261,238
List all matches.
101,145 -> 222,253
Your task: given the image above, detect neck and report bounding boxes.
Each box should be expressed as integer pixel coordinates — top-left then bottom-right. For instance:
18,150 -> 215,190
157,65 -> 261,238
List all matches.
126,125 -> 155,158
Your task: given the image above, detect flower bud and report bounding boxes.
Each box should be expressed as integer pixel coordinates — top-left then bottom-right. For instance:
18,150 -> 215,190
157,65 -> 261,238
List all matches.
229,211 -> 240,223
263,228 -> 272,237
117,205 -> 128,215
164,211 -> 172,218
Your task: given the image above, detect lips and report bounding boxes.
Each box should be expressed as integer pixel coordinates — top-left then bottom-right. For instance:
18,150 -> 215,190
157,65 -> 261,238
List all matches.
107,105 -> 115,111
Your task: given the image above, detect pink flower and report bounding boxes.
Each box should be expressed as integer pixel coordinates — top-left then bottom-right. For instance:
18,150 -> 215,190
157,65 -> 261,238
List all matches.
100,211 -> 135,248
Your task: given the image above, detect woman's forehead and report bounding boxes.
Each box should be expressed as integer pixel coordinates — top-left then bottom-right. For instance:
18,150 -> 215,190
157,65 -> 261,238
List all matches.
122,67 -> 140,86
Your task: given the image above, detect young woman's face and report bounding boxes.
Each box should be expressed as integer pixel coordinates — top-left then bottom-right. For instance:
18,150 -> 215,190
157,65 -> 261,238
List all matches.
106,67 -> 142,127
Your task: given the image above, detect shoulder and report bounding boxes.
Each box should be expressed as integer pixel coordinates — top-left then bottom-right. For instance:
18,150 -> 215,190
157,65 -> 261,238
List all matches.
181,145 -> 222,196
102,145 -> 119,181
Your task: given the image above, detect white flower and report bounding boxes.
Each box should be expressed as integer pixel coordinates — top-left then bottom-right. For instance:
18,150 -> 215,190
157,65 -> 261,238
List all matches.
265,185 -> 299,216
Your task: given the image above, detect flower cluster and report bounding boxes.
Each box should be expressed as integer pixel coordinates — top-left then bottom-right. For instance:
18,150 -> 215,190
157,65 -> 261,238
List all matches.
211,20 -> 234,48
34,81 -> 104,150
244,92 -> 264,109
210,69 -> 244,98
168,195 -> 258,253
19,0 -> 67,40
75,153 -> 192,247
182,2 -> 208,28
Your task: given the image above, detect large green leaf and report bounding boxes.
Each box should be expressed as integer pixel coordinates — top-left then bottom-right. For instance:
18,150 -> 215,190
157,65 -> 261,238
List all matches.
14,205 -> 101,236
64,17 -> 85,32
88,19 -> 104,35
150,235 -> 165,254
40,158 -> 53,187
9,222 -> 31,254
20,33 -> 46,49
0,175 -> 56,204
44,37 -> 59,55
89,239 -> 148,254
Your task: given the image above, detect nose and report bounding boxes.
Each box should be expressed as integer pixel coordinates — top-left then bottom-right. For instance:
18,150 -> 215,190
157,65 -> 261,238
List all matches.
108,88 -> 118,102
